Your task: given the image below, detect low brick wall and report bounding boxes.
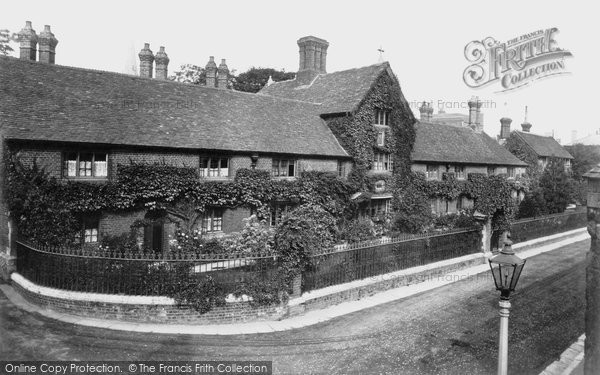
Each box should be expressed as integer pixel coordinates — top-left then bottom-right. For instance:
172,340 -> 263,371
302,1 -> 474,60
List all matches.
11,274 -> 287,324
11,252 -> 487,324
289,254 -> 486,316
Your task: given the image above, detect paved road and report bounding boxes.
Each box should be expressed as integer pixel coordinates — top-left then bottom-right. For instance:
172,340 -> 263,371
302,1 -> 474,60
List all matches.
0,239 -> 589,375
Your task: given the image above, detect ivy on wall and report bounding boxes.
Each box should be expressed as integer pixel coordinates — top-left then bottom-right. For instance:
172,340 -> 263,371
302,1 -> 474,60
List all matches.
5,154 -> 355,246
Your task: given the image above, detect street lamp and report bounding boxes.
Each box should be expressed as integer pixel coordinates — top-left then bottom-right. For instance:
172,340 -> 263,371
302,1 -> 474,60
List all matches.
488,236 -> 526,375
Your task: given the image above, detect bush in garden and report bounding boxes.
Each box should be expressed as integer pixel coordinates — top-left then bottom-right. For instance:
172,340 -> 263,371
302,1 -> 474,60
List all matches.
274,204 -> 337,284
338,218 -> 376,243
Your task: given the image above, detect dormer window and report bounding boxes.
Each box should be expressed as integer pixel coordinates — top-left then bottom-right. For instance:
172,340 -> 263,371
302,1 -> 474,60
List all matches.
64,152 -> 108,178
375,109 -> 390,125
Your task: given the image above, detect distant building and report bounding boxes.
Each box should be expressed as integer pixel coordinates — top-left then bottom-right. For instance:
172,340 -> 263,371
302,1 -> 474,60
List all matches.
415,101 -> 527,214
569,130 -> 600,146
501,119 -> 573,171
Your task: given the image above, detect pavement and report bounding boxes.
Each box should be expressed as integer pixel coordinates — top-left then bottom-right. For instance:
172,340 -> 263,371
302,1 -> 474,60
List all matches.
1,227 -> 589,337
539,334 -> 585,375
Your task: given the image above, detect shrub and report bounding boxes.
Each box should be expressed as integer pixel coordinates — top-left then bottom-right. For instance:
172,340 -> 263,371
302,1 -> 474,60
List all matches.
338,218 -> 376,243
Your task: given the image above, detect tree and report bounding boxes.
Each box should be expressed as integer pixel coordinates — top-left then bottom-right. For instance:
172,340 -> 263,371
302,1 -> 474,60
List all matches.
565,144 -> 600,180
538,157 -> 574,214
169,64 -> 206,85
233,67 -> 295,93
0,29 -> 14,56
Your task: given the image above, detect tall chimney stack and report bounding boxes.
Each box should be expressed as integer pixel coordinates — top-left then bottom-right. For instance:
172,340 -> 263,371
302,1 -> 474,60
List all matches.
217,59 -> 229,89
205,56 -> 217,87
468,96 -> 483,133
38,25 -> 58,64
297,36 -> 329,85
138,43 -> 154,78
500,117 -> 512,139
154,46 -> 169,80
521,105 -> 532,132
18,21 -> 38,61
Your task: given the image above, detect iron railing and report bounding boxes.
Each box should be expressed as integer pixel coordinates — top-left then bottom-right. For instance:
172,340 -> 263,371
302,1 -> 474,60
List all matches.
510,209 -> 587,244
16,241 -> 277,296
303,227 -> 482,292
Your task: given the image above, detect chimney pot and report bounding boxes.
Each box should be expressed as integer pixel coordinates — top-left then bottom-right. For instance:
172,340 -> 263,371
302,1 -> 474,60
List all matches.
217,59 -> 230,89
154,46 -> 169,80
18,21 -> 38,61
297,36 -> 329,85
500,117 -> 512,139
205,56 -> 218,87
138,43 -> 154,78
38,24 -> 58,64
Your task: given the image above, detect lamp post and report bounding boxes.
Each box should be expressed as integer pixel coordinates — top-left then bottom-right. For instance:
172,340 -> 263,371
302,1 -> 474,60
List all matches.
583,163 -> 600,373
488,236 -> 526,375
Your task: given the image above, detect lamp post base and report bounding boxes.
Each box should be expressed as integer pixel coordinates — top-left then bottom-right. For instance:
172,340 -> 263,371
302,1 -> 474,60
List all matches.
498,299 -> 511,375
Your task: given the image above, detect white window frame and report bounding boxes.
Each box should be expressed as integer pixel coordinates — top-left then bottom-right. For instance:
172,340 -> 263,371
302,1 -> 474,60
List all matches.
375,109 -> 390,125
454,165 -> 465,179
507,167 -> 516,178
376,129 -> 386,146
272,159 -> 297,177
201,208 -> 223,233
373,153 -> 393,171
426,165 -> 439,180
64,152 -> 108,178
200,156 -> 229,178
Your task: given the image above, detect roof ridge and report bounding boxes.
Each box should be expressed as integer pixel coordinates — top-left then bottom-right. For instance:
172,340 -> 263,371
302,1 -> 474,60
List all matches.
0,56 -> 325,107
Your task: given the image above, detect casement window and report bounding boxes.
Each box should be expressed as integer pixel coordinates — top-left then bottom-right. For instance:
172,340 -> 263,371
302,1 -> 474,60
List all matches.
454,166 -> 465,179
373,153 -> 393,171
272,159 -> 297,177
376,129 -> 386,146
426,165 -> 439,179
270,203 -> 294,226
199,156 -> 229,178
337,161 -> 346,178
63,152 -> 107,178
375,109 -> 390,125
488,166 -> 496,176
370,198 -> 391,217
74,216 -> 99,244
456,196 -> 463,211
507,167 -> 516,178
201,208 -> 223,233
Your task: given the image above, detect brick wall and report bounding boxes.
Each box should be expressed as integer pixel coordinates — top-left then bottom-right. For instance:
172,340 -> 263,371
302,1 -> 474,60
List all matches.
12,281 -> 287,324
222,207 -> 251,233
13,148 -> 63,178
99,210 -> 147,237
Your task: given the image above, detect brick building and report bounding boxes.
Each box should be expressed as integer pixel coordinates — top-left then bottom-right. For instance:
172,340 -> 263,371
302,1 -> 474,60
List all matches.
500,119 -> 573,171
0,23 -> 529,278
414,101 -> 527,214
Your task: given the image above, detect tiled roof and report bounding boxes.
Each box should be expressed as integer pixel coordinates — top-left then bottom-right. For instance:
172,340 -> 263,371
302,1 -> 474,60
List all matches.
514,131 -> 573,159
0,56 -> 349,158
412,122 -> 527,166
259,63 -> 390,114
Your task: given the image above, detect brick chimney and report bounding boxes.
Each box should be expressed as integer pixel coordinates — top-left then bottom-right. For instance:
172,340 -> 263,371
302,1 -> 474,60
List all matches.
38,25 -> 58,64
521,122 -> 532,132
217,59 -> 229,89
468,96 -> 483,133
500,117 -> 512,139
154,46 -> 169,80
18,21 -> 38,61
297,36 -> 329,85
205,56 -> 217,87
138,43 -> 154,78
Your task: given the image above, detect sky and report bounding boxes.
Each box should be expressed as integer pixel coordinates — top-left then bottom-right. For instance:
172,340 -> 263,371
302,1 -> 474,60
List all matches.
1,0 -> 597,145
